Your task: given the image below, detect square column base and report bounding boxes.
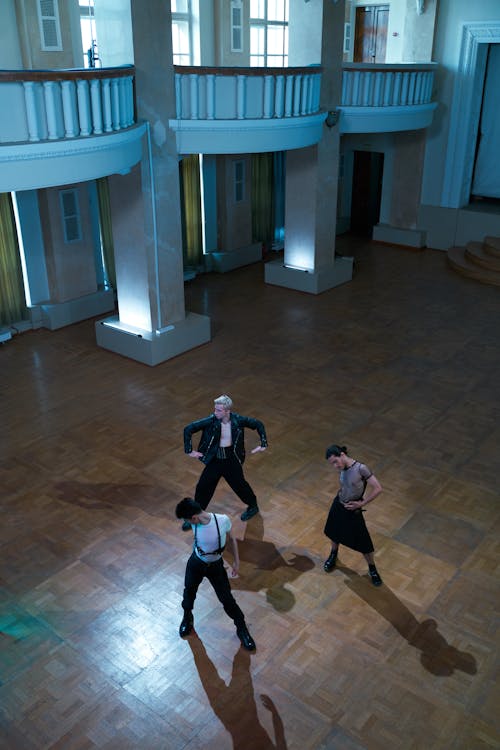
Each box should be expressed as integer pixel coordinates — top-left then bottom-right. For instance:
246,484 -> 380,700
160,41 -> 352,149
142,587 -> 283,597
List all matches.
373,223 -> 426,248
95,311 -> 211,366
37,289 -> 115,330
264,256 -> 353,294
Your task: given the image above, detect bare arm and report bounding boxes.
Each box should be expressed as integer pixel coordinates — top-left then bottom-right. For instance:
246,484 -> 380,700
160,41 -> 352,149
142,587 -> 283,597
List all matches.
345,474 -> 382,510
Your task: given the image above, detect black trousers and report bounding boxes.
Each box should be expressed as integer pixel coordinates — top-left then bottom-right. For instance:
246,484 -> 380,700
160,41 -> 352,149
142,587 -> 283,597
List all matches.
195,455 -> 258,511
182,552 -> 246,629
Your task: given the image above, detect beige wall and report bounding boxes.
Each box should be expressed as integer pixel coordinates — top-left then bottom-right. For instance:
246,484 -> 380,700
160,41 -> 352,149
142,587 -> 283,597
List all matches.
216,155 -> 252,251
39,184 -> 98,303
14,0 -> 82,69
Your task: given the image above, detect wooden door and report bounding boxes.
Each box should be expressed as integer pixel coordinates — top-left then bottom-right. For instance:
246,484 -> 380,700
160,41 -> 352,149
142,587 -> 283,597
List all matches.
354,5 -> 389,63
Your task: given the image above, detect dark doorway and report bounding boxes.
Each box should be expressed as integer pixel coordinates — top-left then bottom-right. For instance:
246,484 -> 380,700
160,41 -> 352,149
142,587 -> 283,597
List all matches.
354,5 -> 389,63
350,151 -> 384,236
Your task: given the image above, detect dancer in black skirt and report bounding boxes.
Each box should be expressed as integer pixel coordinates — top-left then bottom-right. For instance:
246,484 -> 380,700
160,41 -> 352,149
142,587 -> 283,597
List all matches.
323,444 -> 383,586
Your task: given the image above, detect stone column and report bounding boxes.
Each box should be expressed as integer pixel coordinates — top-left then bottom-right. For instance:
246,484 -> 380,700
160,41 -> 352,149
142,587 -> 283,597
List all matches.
96,0 -> 210,365
265,0 -> 353,294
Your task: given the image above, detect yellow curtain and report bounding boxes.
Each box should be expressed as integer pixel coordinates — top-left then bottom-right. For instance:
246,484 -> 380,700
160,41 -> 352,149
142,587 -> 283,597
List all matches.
96,177 -> 116,289
180,155 -> 203,267
251,153 -> 274,245
0,193 -> 28,326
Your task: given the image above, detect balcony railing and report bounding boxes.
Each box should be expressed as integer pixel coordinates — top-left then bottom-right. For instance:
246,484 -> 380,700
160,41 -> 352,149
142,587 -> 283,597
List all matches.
0,66 -> 135,144
173,65 -> 322,120
341,62 -> 436,107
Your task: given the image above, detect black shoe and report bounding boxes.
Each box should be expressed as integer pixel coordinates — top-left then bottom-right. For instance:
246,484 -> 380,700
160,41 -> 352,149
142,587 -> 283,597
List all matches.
323,551 -> 337,572
182,521 -> 191,532
179,612 -> 193,637
237,625 -> 256,651
241,505 -> 259,522
369,568 -> 383,587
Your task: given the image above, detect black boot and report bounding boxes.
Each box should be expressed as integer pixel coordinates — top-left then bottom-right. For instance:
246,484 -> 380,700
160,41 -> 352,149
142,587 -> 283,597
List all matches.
324,549 -> 338,572
179,611 -> 193,637
369,565 -> 382,587
237,624 -> 256,651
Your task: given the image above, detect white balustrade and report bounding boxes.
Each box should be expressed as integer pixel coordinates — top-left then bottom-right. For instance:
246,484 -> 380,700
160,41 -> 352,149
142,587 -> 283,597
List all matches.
341,64 -> 436,108
172,67 -> 323,122
0,67 -> 136,146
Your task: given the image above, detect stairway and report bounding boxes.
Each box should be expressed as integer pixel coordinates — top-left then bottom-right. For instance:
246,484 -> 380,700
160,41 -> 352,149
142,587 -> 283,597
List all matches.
447,236 -> 500,286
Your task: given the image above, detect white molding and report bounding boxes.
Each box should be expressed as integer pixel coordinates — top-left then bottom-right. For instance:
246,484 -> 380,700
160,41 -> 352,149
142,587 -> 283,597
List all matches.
441,22 -> 500,208
0,124 -> 146,191
169,112 -> 325,154
339,103 -> 437,134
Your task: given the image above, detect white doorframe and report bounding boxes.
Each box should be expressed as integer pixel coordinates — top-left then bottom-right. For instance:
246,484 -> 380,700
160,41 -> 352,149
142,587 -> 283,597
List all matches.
441,23 -> 500,208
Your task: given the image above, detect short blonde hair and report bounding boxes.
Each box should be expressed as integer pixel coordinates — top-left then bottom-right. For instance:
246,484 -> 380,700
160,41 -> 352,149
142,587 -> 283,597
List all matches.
214,394 -> 232,409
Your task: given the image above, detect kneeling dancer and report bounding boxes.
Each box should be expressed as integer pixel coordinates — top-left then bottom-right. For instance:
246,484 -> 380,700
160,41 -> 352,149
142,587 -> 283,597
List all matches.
175,497 -> 256,650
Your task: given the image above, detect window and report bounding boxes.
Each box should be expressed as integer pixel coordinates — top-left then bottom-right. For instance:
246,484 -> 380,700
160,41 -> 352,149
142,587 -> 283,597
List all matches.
231,0 -> 243,53
250,0 -> 288,68
234,160 -> 245,203
79,0 -> 98,68
60,189 -> 82,243
343,22 -> 351,54
38,0 -> 62,51
171,0 -> 192,65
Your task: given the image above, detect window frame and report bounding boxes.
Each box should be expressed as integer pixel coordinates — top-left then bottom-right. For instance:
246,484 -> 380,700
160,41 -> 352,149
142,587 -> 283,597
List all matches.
249,0 -> 289,68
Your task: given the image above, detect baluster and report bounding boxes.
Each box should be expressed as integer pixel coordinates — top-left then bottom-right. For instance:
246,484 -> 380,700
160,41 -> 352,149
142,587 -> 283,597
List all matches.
101,79 -> 113,132
352,70 -> 361,106
373,72 -> 383,107
284,74 -> 294,117
118,77 -> 127,127
312,73 -> 321,112
400,72 -> 410,105
275,74 -> 284,118
77,79 -> 92,135
189,74 -> 199,119
383,71 -> 394,106
392,72 -> 402,105
23,81 -> 41,142
292,75 -> 302,116
301,75 -> 310,114
110,79 -> 120,129
90,78 -> 103,134
361,72 -> 372,106
237,74 -> 246,119
175,73 -> 182,118
263,75 -> 274,118
124,76 -> 134,125
342,71 -> 349,105
414,72 -> 423,104
43,81 -> 59,139
206,74 -> 215,119
424,72 -> 433,103
61,80 -> 78,137
407,72 -> 416,105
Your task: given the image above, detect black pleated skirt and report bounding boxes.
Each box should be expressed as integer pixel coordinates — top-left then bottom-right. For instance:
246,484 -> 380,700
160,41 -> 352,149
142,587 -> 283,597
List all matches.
324,495 -> 374,554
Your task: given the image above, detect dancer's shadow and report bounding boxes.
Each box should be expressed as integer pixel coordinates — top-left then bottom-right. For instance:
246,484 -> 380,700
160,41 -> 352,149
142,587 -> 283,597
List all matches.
187,632 -> 288,750
53,480 -> 168,516
339,563 -> 477,676
231,514 -> 314,612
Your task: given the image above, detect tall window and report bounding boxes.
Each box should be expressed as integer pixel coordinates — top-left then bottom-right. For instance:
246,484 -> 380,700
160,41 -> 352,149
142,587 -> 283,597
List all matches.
80,0 -> 98,67
250,0 -> 289,68
171,0 -> 192,65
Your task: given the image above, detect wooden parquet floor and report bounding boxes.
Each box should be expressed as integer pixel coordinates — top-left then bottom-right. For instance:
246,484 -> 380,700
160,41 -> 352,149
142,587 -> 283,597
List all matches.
1,238 -> 499,750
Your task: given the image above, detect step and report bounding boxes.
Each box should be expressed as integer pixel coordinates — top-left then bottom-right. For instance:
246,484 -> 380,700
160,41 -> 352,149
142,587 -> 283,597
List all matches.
465,241 -> 500,272
447,246 -> 500,287
483,236 -> 500,258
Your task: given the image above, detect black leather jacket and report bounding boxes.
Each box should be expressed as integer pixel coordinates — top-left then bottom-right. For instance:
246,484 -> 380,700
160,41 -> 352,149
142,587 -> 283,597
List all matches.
184,412 -> 268,465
